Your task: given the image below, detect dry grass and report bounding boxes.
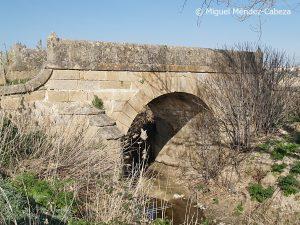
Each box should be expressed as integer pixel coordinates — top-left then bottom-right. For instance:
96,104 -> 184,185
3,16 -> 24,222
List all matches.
0,113 -> 155,224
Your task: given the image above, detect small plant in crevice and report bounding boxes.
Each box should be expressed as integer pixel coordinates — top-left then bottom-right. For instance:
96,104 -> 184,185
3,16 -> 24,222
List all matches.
92,95 -> 104,110
248,183 -> 274,203
6,78 -> 30,85
271,163 -> 287,173
278,175 -> 300,196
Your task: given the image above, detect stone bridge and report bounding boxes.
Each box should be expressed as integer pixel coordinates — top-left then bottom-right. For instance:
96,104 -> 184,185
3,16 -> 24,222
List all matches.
0,34 -> 239,167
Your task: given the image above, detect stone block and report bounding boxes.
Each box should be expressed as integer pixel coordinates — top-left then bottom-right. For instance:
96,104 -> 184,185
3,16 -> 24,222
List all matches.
112,100 -> 126,112
24,91 -> 46,102
77,80 -> 102,90
0,96 -> 23,110
110,90 -> 137,101
103,100 -> 113,113
99,81 -> 131,89
128,91 -> 151,112
45,80 -> 78,90
80,71 -> 107,80
56,102 -> 104,115
89,114 -> 116,127
121,102 -> 138,120
114,111 -> 133,128
87,91 -> 116,101
95,125 -> 123,140
68,91 -> 88,102
106,71 -> 139,82
47,90 -> 69,102
115,121 -> 129,135
51,70 -> 80,80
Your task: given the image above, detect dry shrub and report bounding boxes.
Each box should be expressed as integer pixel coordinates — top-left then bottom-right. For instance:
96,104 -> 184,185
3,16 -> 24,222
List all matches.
201,44 -> 298,151
185,111 -> 230,183
0,113 -> 153,224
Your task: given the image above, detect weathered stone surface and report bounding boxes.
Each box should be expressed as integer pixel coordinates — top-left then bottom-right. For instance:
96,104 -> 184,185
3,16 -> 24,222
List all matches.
80,71 -> 107,81
0,69 -> 52,96
89,114 -> 116,127
68,90 -> 88,102
94,125 -> 123,140
47,90 -> 69,102
56,102 -> 104,115
24,91 -> 46,102
46,33 -> 219,73
51,70 -> 80,80
0,96 -> 23,110
45,79 -> 78,90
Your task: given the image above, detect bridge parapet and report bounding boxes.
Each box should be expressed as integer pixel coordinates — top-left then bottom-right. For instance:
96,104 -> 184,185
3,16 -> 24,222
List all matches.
46,33 -> 218,73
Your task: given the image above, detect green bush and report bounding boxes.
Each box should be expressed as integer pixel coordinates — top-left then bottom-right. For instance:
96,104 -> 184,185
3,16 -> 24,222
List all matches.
278,175 -> 300,196
271,163 -> 287,173
12,172 -> 76,218
0,178 -> 29,223
248,183 -> 274,203
92,95 -> 104,110
259,138 -> 300,160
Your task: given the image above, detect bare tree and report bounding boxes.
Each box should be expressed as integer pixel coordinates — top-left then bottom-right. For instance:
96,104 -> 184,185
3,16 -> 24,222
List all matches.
201,44 -> 298,151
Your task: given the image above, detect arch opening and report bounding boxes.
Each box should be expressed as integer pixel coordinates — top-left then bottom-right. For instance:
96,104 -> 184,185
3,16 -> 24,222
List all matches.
122,92 -> 210,175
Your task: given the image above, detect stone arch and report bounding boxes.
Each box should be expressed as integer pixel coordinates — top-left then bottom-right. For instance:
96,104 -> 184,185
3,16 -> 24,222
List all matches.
115,72 -> 208,134
122,83 -> 212,173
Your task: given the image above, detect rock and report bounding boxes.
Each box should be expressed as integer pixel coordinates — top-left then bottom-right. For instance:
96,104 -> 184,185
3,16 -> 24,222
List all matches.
89,114 -> 116,127
94,125 -> 123,140
173,193 -> 185,199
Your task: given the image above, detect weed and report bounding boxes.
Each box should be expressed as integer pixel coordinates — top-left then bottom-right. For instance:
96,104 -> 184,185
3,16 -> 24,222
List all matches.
259,138 -> 300,160
92,95 -> 104,110
278,175 -> 300,196
234,202 -> 244,215
212,198 -> 219,204
152,218 -> 171,225
201,218 -> 214,225
248,183 -> 274,203
12,172 -> 77,218
271,163 -> 287,173
290,161 -> 300,174
195,183 -> 209,193
6,78 -> 30,85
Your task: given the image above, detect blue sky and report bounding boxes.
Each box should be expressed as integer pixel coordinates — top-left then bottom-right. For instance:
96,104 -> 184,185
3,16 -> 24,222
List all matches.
1,0 -> 300,63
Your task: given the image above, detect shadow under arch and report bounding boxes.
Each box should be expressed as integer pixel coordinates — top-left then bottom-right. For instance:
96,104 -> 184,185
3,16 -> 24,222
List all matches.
122,91 -> 210,175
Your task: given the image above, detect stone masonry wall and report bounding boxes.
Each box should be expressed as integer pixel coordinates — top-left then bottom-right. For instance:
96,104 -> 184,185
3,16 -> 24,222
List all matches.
0,34 -> 220,143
